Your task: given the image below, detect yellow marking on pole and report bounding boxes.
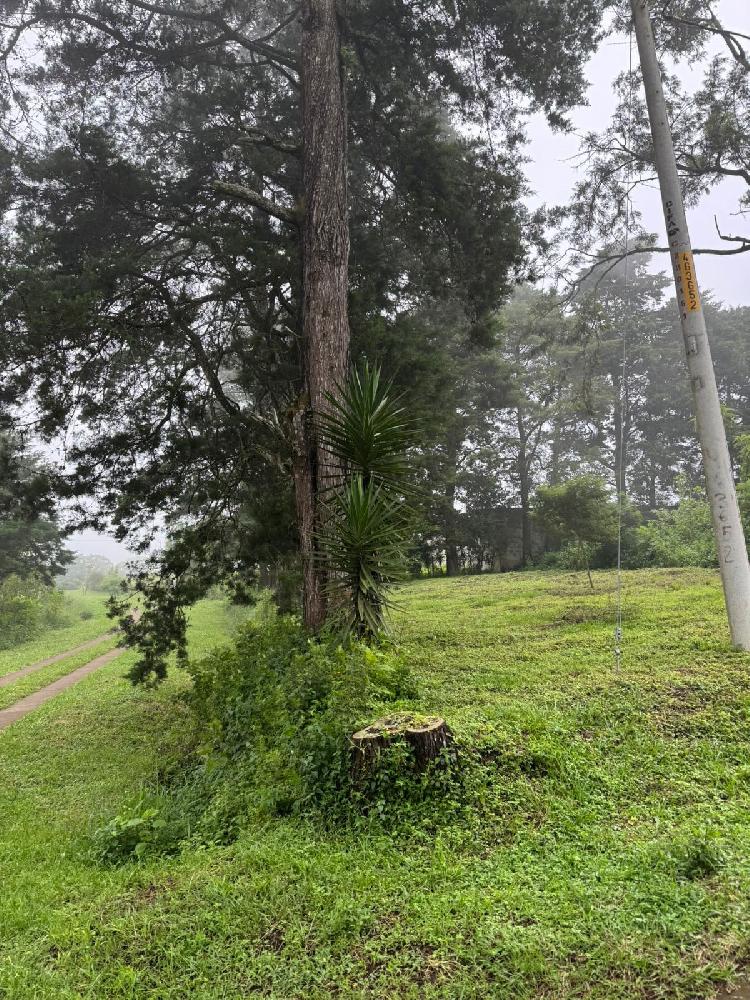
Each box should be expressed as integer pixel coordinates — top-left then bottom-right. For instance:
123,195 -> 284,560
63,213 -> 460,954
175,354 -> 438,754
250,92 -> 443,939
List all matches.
675,251 -> 701,312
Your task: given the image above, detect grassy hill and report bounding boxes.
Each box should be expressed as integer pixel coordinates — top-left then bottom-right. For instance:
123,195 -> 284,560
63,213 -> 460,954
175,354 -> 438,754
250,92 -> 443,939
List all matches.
0,590 -> 114,674
1,572 -> 750,998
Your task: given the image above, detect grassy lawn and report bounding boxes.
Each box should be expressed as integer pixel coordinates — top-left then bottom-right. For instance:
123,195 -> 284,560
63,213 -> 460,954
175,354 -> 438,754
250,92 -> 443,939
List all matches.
2,572 -> 750,998
0,638 -> 119,711
0,591 -> 114,678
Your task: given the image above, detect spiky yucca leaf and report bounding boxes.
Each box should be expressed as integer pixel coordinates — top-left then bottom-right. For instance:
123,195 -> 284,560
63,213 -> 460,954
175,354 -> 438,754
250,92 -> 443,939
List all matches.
318,361 -> 414,494
317,364 -> 416,638
322,475 -> 410,637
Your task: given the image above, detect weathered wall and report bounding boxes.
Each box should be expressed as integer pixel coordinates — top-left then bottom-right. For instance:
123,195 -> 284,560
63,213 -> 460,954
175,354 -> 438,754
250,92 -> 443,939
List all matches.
490,509 -> 547,571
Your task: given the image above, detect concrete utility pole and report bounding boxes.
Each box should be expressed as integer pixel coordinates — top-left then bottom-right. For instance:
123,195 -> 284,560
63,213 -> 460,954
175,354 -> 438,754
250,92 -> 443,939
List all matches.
631,0 -> 750,650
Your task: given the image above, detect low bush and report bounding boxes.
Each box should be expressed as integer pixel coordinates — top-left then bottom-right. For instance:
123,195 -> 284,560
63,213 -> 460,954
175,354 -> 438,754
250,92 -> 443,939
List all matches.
631,484 -> 716,568
92,799 -> 184,864
160,614 -> 445,842
0,574 -> 65,649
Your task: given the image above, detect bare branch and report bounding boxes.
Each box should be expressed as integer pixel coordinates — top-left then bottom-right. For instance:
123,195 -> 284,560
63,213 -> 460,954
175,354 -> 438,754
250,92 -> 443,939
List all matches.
212,181 -> 298,225
563,233 -> 750,303
238,126 -> 300,157
714,215 -> 750,250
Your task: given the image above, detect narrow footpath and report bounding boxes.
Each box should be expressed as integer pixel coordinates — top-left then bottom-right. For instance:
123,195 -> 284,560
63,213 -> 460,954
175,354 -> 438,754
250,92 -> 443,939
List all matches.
0,646 -> 124,732
0,632 -> 116,689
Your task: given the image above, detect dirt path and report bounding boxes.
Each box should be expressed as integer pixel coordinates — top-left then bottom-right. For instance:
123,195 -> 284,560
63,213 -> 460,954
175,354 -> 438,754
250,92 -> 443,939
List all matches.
0,632 -> 117,689
0,647 -> 124,732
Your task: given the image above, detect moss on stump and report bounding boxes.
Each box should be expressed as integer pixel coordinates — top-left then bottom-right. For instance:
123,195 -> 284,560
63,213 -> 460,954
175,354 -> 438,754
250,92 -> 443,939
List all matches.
351,712 -> 453,781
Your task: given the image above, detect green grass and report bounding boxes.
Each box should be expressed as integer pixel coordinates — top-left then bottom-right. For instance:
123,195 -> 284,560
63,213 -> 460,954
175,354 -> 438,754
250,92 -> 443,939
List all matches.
2,572 -> 750,998
0,591 -> 113,678
0,638 -> 119,710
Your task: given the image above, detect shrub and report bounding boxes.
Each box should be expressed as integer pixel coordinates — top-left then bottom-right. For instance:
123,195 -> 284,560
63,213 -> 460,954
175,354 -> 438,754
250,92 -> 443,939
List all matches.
631,482 -> 716,568
318,363 -> 417,638
173,613 -> 420,839
92,800 -> 183,864
0,574 -> 65,648
533,476 -> 627,585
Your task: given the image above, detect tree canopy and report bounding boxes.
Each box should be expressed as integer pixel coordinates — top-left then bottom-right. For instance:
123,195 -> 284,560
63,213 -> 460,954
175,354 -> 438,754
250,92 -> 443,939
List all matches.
0,0 -> 612,675
0,434 -> 71,583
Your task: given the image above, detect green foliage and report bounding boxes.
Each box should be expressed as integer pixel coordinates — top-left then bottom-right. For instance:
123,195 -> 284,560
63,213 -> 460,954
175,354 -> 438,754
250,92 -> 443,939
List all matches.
0,574 -> 65,649
576,6 -> 749,265
534,476 -> 622,582
322,476 -> 411,637
735,434 -> 750,540
319,364 -> 416,637
633,482 -> 716,568
0,434 -> 71,584
539,540 -> 604,572
0,591 -> 111,674
0,0 -> 609,649
177,614 -> 417,839
59,554 -> 123,593
7,570 -> 750,998
535,476 -> 620,547
92,801 -> 181,865
319,363 -> 414,494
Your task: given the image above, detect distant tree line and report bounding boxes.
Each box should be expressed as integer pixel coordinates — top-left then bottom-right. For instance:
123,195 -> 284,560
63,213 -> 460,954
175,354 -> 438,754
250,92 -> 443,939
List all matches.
426,259 -> 750,575
0,433 -> 71,647
58,554 -> 124,594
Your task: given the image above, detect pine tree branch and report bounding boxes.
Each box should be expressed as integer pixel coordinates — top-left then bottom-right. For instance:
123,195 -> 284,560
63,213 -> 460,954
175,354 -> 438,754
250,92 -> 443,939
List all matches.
212,180 -> 298,225
663,8 -> 750,71
125,1 -> 298,70
238,126 -> 301,157
2,4 -> 298,72
564,230 -> 750,301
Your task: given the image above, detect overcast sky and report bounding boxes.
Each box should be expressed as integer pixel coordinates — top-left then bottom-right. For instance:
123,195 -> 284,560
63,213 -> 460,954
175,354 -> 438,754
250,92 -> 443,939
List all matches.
69,1 -> 750,562
525,0 -> 750,307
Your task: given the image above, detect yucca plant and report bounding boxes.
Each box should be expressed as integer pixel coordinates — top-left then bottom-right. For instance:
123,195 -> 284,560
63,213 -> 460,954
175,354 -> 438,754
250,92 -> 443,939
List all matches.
323,476 -> 411,637
317,363 -> 416,637
318,362 -> 415,495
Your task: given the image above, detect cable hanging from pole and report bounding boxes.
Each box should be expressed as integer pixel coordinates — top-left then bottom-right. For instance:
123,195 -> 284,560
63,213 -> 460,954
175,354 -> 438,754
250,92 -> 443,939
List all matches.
615,23 -> 636,671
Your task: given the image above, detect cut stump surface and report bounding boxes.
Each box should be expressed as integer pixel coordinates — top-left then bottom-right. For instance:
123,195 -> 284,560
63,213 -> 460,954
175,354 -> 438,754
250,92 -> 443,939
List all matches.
351,713 -> 453,779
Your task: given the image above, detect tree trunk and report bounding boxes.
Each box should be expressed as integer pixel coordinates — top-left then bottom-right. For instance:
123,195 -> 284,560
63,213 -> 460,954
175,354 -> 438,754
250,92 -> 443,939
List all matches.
444,429 -> 460,576
613,368 -> 629,497
549,384 -> 563,486
649,456 -> 657,509
297,0 -> 350,630
516,406 -> 532,567
351,714 -> 454,783
445,537 -> 460,577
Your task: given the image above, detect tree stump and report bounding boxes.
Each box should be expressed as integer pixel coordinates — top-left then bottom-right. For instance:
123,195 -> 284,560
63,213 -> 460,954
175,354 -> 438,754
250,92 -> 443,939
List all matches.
351,712 -> 453,782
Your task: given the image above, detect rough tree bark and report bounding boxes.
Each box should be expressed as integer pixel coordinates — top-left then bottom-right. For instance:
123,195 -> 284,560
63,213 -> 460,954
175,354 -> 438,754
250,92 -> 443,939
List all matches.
444,429 -> 461,577
351,714 -> 454,783
296,0 -> 351,630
